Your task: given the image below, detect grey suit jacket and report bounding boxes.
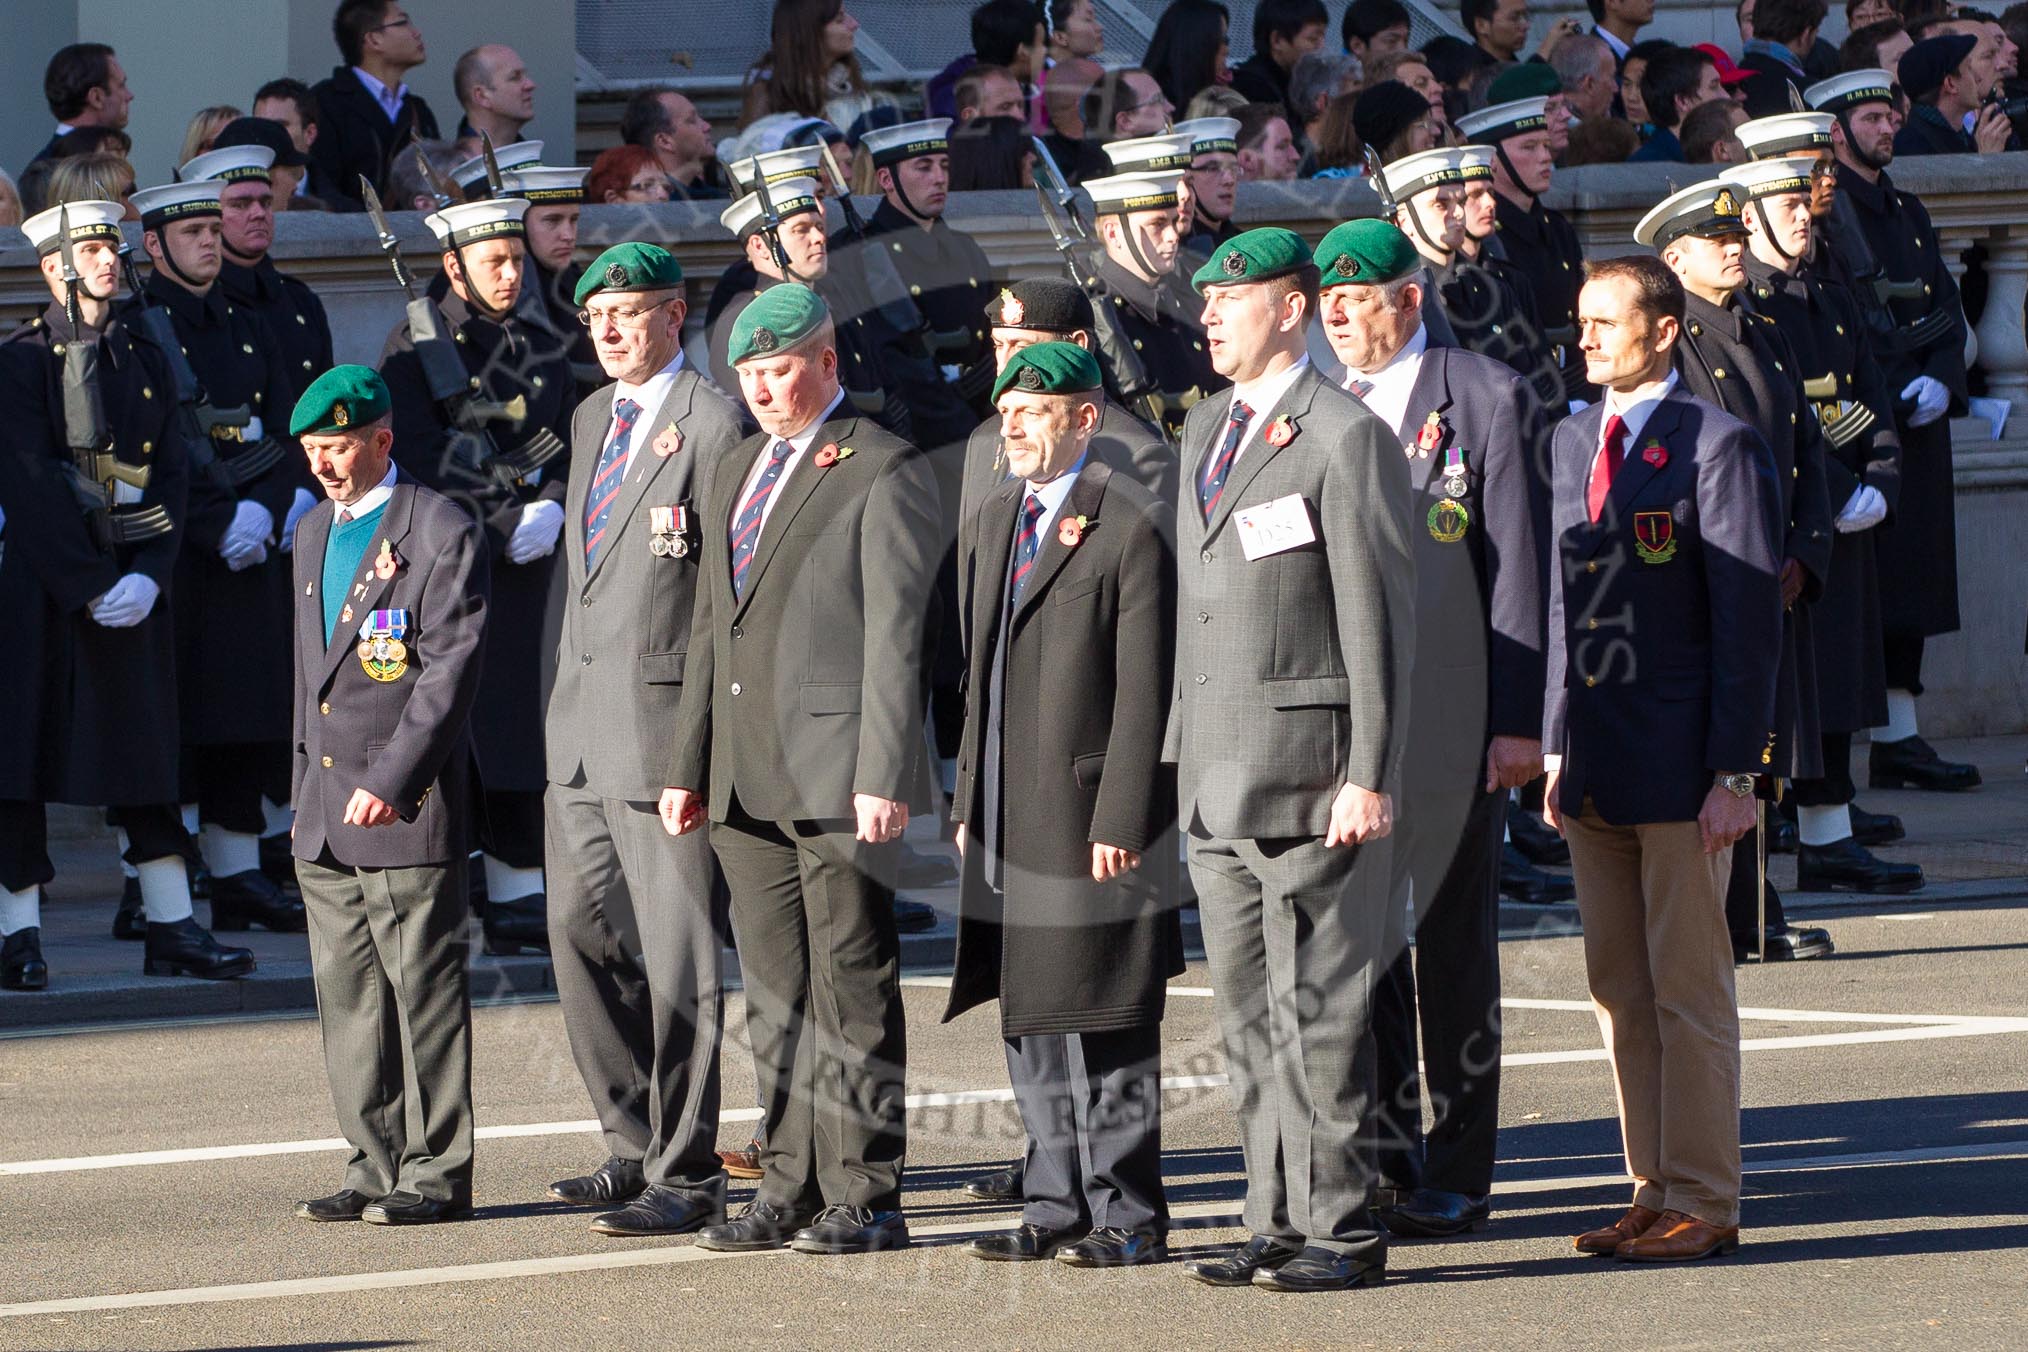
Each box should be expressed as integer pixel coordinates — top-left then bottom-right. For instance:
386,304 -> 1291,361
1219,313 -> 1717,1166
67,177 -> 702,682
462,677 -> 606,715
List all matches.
544,367 -> 746,802
291,480 -> 489,868
1163,363 -> 1417,840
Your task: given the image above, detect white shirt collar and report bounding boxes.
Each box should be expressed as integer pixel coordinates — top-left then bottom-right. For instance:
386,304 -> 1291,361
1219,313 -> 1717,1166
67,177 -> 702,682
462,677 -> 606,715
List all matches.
734,386 -> 849,540
1343,323 -> 1428,437
1021,454 -> 1086,527
1602,368 -> 1679,450
614,348 -> 685,416
337,463 -> 399,521
779,387 -> 849,454
352,66 -> 409,120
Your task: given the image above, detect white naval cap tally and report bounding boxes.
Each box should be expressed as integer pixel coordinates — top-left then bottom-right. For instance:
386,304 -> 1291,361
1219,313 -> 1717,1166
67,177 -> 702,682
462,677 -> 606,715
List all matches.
1101,130 -> 1195,175
859,118 -> 952,168
720,177 -> 824,235
1455,96 -> 1551,142
450,139 -> 544,196
1172,116 -> 1240,156
1383,147 -> 1467,201
180,144 -> 276,184
1456,144 -> 1497,181
129,180 -> 224,226
425,196 -> 531,248
1082,169 -> 1186,216
1805,68 -> 1895,116
1735,112 -> 1836,160
502,165 -> 589,205
22,199 -> 126,255
729,143 -> 827,191
1726,156 -> 1819,203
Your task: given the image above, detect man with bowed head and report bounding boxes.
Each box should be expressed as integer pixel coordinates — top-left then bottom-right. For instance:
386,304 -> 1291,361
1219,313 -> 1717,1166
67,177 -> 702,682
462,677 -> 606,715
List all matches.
662,284 -> 941,1257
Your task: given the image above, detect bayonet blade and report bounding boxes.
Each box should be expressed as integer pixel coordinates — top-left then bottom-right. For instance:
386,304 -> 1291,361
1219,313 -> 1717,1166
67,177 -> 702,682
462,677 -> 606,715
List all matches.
361,179 -> 418,300
1363,147 -> 1396,214
480,130 -> 505,199
413,145 -> 454,208
747,158 -> 795,276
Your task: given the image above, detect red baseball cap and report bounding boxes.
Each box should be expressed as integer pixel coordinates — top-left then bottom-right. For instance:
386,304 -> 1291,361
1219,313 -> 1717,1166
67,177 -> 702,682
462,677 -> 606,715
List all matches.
1695,43 -> 1755,84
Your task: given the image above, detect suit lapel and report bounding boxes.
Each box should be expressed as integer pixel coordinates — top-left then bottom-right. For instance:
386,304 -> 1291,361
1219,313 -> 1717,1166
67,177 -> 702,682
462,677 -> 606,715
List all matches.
1013,460 -> 1110,625
1399,353 -> 1456,492
297,504 -> 333,671
731,415 -> 856,619
973,478 -> 1023,661
588,373 -> 693,582
1584,392 -> 1682,555
317,484 -> 418,692
1205,368 -> 1318,540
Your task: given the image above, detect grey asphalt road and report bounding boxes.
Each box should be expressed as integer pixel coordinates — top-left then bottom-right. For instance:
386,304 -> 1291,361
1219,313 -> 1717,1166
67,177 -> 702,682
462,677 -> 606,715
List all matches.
2,890 -> 2026,1351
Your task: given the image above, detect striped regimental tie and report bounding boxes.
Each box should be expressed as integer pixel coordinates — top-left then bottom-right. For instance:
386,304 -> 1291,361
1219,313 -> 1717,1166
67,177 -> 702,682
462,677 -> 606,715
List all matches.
1197,399 -> 1255,519
729,440 -> 793,597
1008,491 -> 1044,609
584,397 -> 642,566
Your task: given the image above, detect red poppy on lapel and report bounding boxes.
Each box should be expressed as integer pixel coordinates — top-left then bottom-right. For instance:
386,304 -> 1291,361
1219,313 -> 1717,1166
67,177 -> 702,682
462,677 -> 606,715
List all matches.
653,424 -> 683,457
1642,439 -> 1668,468
1264,414 -> 1297,448
1417,411 -> 1446,453
373,541 -> 401,580
1058,514 -> 1089,547
814,443 -> 856,468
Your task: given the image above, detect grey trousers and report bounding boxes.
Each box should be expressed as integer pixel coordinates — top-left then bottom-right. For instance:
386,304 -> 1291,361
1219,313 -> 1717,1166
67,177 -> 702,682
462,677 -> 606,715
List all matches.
1006,1025 -> 1167,1234
544,781 -> 727,1198
710,804 -> 907,1215
296,850 -> 473,1203
1188,828 -> 1390,1262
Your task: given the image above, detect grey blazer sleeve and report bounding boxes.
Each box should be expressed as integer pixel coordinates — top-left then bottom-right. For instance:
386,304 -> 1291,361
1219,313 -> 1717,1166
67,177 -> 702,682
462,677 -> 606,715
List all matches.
1542,419 -> 1576,757
1321,404 -> 1418,793
854,443 -> 942,801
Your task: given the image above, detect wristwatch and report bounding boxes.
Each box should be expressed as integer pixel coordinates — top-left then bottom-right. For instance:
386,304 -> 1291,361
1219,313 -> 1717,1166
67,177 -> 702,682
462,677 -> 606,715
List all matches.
1718,772 -> 1757,798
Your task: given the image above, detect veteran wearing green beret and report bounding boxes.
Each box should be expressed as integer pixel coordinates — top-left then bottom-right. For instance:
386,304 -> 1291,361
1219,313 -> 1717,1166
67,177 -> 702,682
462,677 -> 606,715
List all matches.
940,341 -> 1182,1268
287,364 -> 491,1226
1170,227 -> 1419,1292
1315,217 -> 1552,1241
661,283 -> 943,1257
539,241 -> 751,1238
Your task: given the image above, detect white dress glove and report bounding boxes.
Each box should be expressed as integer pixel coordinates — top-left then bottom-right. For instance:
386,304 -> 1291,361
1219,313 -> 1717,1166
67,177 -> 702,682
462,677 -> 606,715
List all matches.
219,500 -> 275,570
506,499 -> 565,564
1835,483 -> 1888,533
280,487 -> 318,553
1900,375 -> 1950,428
89,573 -> 162,628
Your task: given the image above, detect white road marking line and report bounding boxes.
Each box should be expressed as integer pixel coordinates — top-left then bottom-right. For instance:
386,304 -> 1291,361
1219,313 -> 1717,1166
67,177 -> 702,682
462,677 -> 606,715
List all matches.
7,1139 -> 2023,1319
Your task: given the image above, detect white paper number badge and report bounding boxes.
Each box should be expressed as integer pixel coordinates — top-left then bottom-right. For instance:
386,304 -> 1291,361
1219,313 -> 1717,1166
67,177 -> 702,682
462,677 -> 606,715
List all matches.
1233,493 -> 1318,560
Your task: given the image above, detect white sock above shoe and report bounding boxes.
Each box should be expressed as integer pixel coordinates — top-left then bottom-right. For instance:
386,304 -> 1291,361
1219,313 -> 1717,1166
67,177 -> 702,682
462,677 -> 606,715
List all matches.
1,885 -> 40,936
482,857 -> 544,902
1879,690 -> 1919,744
135,856 -> 195,925
1798,804 -> 1853,848
199,825 -> 260,878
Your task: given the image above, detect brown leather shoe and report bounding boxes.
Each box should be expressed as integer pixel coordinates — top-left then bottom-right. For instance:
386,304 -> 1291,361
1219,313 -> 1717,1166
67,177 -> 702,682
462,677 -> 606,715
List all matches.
1572,1205 -> 1662,1255
717,1140 -> 764,1180
1615,1209 -> 1740,1262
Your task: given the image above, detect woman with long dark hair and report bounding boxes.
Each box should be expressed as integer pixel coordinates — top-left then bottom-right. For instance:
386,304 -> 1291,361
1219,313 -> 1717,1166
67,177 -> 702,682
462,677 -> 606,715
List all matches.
739,0 -> 889,133
1142,0 -> 1233,115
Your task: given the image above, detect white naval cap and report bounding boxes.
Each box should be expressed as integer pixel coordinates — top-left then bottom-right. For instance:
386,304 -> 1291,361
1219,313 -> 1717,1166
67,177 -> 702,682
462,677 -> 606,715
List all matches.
425,196 -> 531,248
21,199 -> 125,256
180,144 -> 276,184
502,165 -> 589,204
1632,179 -> 1750,249
449,139 -> 544,195
720,176 -> 825,236
130,179 -> 224,226
1382,147 -> 1466,202
1805,68 -> 1895,116
1735,112 -> 1835,159
1101,130 -> 1195,174
1725,156 -> 1820,201
1455,96 -> 1551,142
859,118 -> 951,167
1456,144 -> 1498,181
729,143 -> 827,190
1082,169 -> 1186,215
1173,116 -> 1240,155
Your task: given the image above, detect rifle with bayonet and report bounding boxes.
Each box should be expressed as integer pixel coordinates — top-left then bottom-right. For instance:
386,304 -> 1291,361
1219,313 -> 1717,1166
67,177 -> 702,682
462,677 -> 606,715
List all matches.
746,157 -> 800,280
57,208 -> 172,552
818,140 -> 933,340
1029,136 -> 1166,434
361,176 -> 563,491
117,238 -> 284,493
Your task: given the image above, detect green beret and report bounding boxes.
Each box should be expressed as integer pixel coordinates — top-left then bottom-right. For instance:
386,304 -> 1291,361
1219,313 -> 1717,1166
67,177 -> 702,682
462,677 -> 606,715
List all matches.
1190,227 -> 1314,291
728,283 -> 830,364
290,364 -> 391,436
1315,219 -> 1421,287
991,340 -> 1103,402
574,241 -> 684,306
1488,61 -> 1562,104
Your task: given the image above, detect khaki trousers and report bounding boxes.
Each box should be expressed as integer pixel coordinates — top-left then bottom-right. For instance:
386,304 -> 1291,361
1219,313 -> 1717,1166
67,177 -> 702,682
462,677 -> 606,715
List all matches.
1563,804 -> 1742,1229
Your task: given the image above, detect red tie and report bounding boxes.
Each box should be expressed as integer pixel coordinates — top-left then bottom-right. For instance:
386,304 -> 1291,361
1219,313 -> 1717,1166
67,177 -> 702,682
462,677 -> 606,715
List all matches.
1587,413 -> 1628,523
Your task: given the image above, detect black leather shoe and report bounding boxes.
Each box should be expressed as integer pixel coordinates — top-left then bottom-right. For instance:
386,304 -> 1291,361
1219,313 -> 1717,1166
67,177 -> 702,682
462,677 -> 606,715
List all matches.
695,1200 -> 813,1252
897,843 -> 958,889
963,1163 -> 1024,1201
1181,1235 -> 1303,1287
142,918 -> 254,979
2,928 -> 48,991
1508,810 -> 1571,866
1735,924 -> 1836,964
295,1189 -> 374,1222
549,1157 -> 647,1206
1380,1188 -> 1490,1238
208,869 -> 307,932
112,877 -> 146,940
361,1191 -> 470,1225
1767,814 -> 1799,855
1796,839 -> 1923,894
590,1183 -> 724,1236
1373,1184 -> 1413,1211
1251,1245 -> 1385,1292
789,1204 -> 911,1254
258,832 -> 299,893
1057,1227 -> 1167,1267
482,894 -> 550,956
1848,802 -> 1905,846
1869,735 -> 1981,791
965,1222 -> 1083,1261
892,898 -> 939,934
1499,846 -> 1575,904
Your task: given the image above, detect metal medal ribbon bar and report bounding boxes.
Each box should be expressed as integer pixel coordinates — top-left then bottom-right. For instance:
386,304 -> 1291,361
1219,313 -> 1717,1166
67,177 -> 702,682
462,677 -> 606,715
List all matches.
648,504 -> 690,557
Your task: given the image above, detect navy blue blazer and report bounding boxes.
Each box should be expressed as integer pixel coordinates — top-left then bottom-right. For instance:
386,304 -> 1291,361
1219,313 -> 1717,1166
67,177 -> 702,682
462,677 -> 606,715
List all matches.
1543,385 -> 1783,825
